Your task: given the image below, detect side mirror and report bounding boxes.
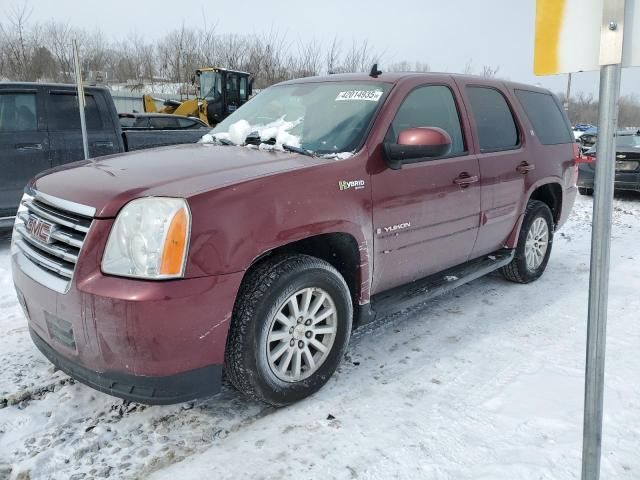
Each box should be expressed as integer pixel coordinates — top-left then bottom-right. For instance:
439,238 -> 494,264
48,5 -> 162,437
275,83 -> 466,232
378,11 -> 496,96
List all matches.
383,127 -> 452,170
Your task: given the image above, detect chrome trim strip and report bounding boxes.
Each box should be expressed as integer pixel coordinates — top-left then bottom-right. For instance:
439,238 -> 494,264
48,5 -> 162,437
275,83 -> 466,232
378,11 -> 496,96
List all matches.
23,200 -> 90,233
32,190 -> 96,218
50,229 -> 84,248
15,239 -> 74,278
0,216 -> 15,228
15,224 -> 79,263
13,251 -> 69,294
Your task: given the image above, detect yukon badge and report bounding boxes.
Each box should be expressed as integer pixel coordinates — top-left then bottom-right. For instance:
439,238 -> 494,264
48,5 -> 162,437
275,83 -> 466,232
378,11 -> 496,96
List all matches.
377,222 -> 411,235
338,179 -> 366,191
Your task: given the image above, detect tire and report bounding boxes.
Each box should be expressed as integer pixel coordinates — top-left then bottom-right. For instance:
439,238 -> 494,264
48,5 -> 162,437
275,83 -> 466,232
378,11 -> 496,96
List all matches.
225,254 -> 353,406
579,187 -> 594,196
501,200 -> 554,284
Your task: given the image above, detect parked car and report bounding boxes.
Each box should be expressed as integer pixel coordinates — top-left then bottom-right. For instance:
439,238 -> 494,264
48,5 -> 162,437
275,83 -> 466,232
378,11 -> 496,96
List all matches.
119,112 -> 209,130
574,123 -> 594,132
11,72 -> 577,406
578,127 -> 598,154
577,130 -> 640,195
0,83 -> 208,227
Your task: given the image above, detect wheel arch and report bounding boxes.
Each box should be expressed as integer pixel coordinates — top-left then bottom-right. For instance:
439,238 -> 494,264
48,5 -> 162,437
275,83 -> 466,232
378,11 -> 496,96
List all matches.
244,231 -> 370,308
505,180 -> 563,248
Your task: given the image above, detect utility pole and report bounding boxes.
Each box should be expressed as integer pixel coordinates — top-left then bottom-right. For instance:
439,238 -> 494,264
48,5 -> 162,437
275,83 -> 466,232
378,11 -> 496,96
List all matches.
565,72 -> 572,115
72,38 -> 89,161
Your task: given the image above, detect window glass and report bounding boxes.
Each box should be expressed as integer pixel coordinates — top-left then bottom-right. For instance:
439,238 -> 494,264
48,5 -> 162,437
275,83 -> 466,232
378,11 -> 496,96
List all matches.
387,85 -> 465,155
239,77 -> 247,101
119,116 -> 135,128
47,93 -> 103,130
466,87 -> 519,151
515,89 -> 573,145
0,93 -> 38,131
133,116 -> 150,128
177,117 -> 199,128
210,81 -> 390,154
150,116 -> 180,129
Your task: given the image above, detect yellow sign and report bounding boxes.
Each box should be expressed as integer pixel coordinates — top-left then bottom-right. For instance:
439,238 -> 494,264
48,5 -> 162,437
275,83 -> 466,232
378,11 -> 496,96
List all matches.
534,0 -> 640,75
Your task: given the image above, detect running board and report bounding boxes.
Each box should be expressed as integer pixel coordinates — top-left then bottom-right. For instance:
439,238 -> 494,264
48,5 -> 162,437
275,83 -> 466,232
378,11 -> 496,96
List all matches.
357,250 -> 515,325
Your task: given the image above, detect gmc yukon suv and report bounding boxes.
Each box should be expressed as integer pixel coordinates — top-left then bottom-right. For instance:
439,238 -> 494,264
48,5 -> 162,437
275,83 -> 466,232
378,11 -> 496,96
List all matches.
11,73 -> 578,406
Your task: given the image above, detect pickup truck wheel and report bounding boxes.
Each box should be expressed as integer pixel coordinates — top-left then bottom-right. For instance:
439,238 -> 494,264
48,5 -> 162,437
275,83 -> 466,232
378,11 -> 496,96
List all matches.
225,254 -> 352,406
579,187 -> 594,196
500,200 -> 554,284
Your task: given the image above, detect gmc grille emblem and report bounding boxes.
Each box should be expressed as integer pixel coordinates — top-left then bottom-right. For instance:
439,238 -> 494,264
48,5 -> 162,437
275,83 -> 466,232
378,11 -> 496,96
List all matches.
26,215 -> 55,243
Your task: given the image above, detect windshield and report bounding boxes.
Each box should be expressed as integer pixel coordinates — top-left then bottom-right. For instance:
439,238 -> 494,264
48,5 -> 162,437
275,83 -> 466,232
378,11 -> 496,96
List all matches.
200,71 -> 222,100
617,135 -> 640,148
205,81 -> 391,155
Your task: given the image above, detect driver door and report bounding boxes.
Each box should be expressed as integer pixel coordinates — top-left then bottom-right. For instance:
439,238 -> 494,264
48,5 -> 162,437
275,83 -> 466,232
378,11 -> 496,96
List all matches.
371,83 -> 481,294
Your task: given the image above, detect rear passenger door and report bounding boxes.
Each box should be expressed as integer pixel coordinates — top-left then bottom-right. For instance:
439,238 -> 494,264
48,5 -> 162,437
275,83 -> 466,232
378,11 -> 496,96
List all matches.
371,83 -> 481,293
45,90 -> 120,166
455,81 -> 533,258
0,89 -> 50,217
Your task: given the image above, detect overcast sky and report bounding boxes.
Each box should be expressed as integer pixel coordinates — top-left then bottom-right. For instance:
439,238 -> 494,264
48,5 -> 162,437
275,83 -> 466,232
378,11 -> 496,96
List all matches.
9,0 -> 640,97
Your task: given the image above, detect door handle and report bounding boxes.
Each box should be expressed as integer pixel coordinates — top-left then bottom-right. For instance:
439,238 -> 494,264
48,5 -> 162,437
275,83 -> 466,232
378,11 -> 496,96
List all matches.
453,173 -> 479,188
15,143 -> 43,151
516,161 -> 535,174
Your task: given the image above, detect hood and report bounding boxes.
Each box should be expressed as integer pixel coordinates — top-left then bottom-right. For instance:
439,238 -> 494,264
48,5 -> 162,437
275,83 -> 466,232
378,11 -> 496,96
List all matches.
32,143 -> 324,217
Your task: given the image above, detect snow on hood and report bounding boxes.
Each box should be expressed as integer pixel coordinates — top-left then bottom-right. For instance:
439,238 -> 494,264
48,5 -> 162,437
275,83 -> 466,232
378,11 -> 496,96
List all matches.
201,116 -> 302,148
200,116 -> 354,159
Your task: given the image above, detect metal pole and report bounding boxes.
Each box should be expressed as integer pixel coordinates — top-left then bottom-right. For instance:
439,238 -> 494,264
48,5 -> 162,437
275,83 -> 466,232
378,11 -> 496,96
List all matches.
72,39 -> 89,161
565,72 -> 572,114
581,62 -> 622,480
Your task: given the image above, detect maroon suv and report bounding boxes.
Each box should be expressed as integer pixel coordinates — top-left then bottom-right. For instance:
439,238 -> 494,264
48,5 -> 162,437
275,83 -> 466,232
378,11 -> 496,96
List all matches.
11,72 -> 578,406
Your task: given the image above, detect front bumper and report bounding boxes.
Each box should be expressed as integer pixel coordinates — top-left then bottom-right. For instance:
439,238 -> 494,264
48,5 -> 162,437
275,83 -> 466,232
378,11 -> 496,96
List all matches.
578,164 -> 640,192
12,218 -> 245,404
30,327 -> 222,404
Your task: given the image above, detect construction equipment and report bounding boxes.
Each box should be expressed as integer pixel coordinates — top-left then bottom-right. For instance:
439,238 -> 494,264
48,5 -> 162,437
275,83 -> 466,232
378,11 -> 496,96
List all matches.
143,67 -> 252,126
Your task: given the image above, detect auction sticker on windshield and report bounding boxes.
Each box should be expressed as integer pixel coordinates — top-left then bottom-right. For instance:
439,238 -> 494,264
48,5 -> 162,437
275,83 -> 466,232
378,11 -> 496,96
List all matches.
335,90 -> 383,102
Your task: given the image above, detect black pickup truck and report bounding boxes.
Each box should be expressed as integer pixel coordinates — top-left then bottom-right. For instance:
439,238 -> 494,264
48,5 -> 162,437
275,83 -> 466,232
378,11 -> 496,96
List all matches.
0,82 -> 208,226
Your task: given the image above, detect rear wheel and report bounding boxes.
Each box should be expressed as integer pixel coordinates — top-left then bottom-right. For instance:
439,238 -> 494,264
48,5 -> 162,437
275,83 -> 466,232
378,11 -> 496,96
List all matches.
501,200 -> 554,284
579,187 -> 594,196
225,254 -> 352,406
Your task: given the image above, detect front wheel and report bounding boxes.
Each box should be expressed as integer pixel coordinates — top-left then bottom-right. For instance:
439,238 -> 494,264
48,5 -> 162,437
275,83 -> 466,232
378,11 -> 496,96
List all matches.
579,187 -> 594,196
501,200 -> 554,284
225,254 -> 352,406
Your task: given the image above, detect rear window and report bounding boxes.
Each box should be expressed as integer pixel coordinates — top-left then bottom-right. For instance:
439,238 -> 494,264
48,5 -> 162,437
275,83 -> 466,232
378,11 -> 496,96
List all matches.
515,90 -> 573,145
47,93 -> 103,131
466,86 -> 519,152
0,93 -> 38,131
150,116 -> 180,129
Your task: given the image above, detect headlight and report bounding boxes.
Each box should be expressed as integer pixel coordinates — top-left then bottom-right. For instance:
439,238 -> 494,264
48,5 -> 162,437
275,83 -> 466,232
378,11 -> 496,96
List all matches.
102,197 -> 191,279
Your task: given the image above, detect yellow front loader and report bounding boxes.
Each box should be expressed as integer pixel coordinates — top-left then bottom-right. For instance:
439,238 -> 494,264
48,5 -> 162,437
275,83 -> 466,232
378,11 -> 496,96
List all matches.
142,67 -> 252,127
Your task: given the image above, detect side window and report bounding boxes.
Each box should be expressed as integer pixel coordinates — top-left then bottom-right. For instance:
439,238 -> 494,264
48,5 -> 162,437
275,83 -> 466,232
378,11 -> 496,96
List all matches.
177,117 -> 198,129
515,89 -> 573,145
0,93 -> 38,132
150,116 -> 180,129
239,77 -> 247,101
466,87 -> 519,152
387,85 -> 465,155
47,93 -> 104,131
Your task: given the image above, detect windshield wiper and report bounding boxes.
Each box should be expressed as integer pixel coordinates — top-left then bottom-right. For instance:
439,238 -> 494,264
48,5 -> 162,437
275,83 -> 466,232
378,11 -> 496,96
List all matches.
210,136 -> 234,146
244,132 -> 314,157
281,143 -> 315,157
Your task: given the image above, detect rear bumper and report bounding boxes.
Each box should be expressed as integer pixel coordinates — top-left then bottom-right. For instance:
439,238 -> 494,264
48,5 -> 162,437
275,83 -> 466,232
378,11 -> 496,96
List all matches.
30,327 -> 222,405
578,165 -> 640,191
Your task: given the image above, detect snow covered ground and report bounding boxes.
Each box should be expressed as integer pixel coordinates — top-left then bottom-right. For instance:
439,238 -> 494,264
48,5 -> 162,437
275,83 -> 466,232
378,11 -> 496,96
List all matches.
0,193 -> 639,480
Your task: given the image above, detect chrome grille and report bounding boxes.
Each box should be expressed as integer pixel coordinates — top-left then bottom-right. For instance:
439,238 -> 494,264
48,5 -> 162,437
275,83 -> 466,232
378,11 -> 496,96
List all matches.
12,191 -> 96,294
